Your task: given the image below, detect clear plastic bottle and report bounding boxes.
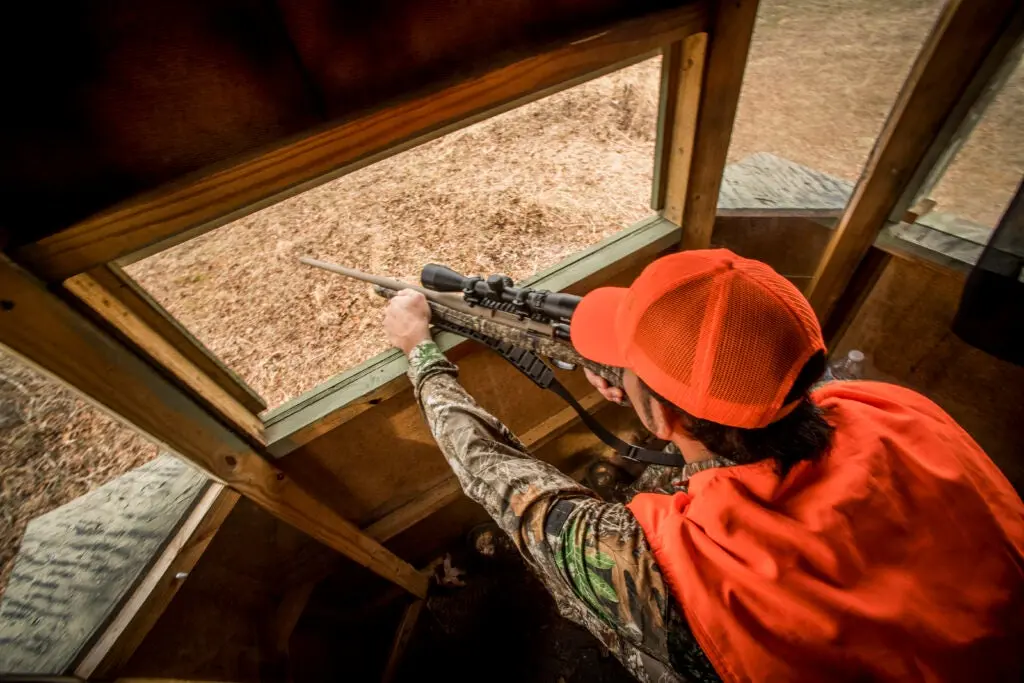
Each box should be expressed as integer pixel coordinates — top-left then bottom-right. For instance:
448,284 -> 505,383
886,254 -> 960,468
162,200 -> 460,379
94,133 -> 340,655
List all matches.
828,349 -> 866,381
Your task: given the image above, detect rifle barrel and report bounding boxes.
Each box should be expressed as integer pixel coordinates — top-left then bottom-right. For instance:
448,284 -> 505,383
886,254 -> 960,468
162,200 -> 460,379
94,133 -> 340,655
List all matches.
300,257 -> 432,295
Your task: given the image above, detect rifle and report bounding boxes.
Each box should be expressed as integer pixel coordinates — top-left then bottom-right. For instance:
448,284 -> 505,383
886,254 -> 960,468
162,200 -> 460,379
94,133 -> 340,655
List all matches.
300,257 -> 683,467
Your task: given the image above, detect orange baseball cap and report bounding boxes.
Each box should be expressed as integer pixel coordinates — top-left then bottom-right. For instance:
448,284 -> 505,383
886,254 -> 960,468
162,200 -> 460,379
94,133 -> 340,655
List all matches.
571,249 -> 825,428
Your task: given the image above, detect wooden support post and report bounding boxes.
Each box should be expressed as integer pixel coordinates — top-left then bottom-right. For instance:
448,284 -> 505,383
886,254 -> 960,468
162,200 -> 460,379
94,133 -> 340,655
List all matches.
75,486 -> 241,678
806,0 -> 1023,324
381,599 -> 425,683
820,248 -> 892,349
653,34 -> 709,222
671,0 -> 759,250
0,256 -> 428,599
65,271 -> 265,444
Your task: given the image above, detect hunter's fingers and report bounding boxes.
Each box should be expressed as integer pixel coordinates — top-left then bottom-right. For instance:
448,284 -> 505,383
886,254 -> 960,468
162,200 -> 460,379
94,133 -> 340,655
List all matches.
395,288 -> 424,301
599,384 -> 623,402
584,367 -> 609,390
389,289 -> 429,313
584,368 -> 624,403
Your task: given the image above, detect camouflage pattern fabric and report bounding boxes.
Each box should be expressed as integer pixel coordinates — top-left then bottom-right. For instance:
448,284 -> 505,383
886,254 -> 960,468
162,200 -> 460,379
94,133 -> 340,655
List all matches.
407,341 -> 724,682
629,447 -> 736,496
375,284 -> 621,386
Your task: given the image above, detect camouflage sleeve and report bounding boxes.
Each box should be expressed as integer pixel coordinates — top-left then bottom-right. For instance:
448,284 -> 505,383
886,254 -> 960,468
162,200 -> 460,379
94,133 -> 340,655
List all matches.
406,340 -> 712,682
630,444 -> 686,495
406,339 -> 597,554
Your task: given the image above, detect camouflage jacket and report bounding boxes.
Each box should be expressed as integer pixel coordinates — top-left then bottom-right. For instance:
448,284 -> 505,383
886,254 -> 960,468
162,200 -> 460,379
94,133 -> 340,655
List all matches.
407,340 -> 723,682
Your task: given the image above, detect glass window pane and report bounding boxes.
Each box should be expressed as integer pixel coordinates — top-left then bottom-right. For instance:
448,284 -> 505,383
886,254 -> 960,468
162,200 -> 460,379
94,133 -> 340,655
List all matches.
728,0 -> 945,182
926,55 -> 1024,229
0,350 -> 160,595
124,59 -> 663,409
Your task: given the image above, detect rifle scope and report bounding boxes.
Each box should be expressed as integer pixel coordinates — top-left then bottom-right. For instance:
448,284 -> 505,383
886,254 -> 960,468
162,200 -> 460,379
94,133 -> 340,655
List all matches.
421,264 -> 581,323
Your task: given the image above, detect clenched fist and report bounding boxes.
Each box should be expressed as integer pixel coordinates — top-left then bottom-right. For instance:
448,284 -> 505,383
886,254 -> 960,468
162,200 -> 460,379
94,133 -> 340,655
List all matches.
384,289 -> 432,355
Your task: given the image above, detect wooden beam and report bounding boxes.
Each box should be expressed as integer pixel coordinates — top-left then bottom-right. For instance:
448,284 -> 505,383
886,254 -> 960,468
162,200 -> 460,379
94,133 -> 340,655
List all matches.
74,486 -> 241,678
657,33 -> 708,224
806,0 -> 1022,322
364,477 -> 464,545
65,272 -> 265,444
0,256 -> 428,599
677,0 -> 760,249
14,4 -> 709,282
381,599 -> 425,683
85,263 -> 265,413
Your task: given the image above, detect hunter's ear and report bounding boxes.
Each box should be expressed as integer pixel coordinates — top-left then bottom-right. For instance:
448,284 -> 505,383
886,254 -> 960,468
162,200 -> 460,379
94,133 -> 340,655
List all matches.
624,369 -> 679,440
645,396 -> 677,441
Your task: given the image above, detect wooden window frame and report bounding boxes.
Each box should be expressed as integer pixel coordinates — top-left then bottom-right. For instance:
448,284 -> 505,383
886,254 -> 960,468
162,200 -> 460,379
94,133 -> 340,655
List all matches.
806,0 -> 1024,325
17,2 -> 718,450
2,1 -> 752,664
12,0 -> 1019,667
8,0 -> 1017,666
14,4 -> 710,283
262,214 -> 682,455
890,22 -> 1024,226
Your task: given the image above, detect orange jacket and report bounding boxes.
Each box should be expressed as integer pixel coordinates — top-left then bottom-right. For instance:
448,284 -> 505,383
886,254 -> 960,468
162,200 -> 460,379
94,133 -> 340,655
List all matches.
628,381 -> 1024,682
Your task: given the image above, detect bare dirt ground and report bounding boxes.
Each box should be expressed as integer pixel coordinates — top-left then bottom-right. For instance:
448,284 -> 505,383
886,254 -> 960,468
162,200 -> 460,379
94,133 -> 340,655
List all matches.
3,0 -> 1021,594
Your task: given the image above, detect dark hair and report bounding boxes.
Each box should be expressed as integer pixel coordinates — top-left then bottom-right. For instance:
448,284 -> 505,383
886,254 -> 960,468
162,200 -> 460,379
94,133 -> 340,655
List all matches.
638,351 -> 834,475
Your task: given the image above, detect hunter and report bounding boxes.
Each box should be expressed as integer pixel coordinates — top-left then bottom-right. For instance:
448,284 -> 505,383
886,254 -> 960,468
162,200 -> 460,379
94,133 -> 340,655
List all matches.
381,249 -> 1024,682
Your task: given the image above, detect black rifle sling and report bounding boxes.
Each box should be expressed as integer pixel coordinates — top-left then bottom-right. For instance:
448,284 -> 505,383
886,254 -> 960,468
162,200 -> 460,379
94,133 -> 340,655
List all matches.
430,319 -> 685,467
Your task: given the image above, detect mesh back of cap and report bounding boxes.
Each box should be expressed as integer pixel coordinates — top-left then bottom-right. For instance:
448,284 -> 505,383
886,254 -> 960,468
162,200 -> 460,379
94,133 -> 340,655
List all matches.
708,275 -> 807,406
631,264 -> 815,423
633,274 -> 714,390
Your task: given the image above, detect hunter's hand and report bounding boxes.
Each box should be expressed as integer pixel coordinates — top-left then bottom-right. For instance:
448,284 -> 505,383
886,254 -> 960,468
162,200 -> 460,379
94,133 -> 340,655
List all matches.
384,289 -> 432,355
584,367 -> 624,403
